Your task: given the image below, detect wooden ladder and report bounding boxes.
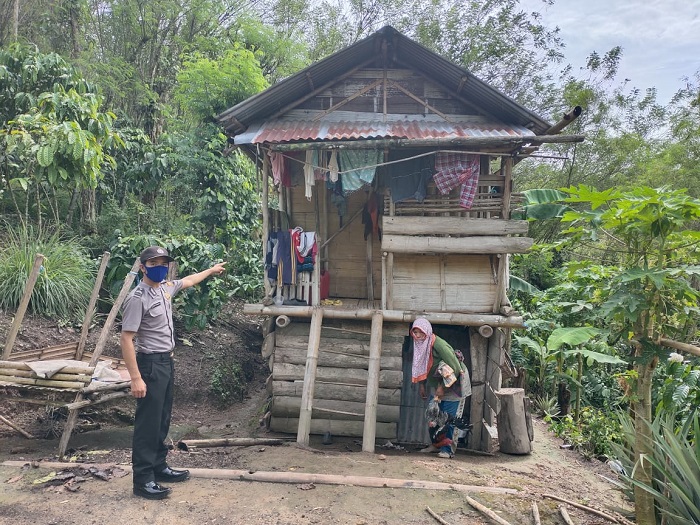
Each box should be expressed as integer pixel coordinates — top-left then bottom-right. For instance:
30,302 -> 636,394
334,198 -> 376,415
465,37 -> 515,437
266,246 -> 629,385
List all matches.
295,310 -> 385,453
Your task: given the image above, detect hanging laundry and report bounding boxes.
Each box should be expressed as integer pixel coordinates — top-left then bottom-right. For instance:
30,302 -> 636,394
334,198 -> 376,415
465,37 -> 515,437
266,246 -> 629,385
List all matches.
314,150 -> 326,181
304,150 -> 315,200
362,191 -> 383,241
339,150 -> 382,193
328,178 -> 347,225
275,229 -> 295,285
266,231 -> 279,281
387,153 -> 434,203
328,151 -> 339,182
268,151 -> 291,187
433,153 -> 481,209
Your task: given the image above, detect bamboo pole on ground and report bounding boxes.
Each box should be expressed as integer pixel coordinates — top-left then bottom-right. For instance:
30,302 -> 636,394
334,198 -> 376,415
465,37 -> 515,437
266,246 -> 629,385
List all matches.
426,507 -> 451,525
362,312 -> 384,452
0,361 -> 95,374
177,437 -> 289,451
464,494 -> 514,525
559,505 -> 576,525
58,258 -> 141,458
76,251 -> 111,361
542,494 -> 632,524
0,414 -> 34,438
296,308 -> 323,446
531,502 -> 541,525
3,254 -> 45,359
2,460 -> 518,494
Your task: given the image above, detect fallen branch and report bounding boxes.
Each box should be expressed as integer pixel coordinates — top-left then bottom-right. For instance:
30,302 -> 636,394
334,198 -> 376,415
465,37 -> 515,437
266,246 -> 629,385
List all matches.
531,502 -> 541,525
542,493 -> 633,524
559,505 -> 575,525
426,507 -> 451,525
464,494 -> 514,525
177,437 -> 290,451
63,391 -> 130,410
2,460 -> 518,495
0,414 -> 34,439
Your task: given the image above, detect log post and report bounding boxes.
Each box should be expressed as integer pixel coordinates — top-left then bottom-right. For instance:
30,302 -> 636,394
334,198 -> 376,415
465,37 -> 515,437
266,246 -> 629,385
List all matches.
76,251 -> 111,361
3,254 -> 44,359
496,387 -> 532,454
296,308 -> 323,446
262,152 -> 271,298
366,232 -> 374,301
362,312 -> 384,452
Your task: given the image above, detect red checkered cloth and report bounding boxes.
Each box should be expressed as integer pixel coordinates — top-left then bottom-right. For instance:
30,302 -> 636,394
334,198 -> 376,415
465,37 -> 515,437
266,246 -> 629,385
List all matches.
433,153 -> 480,209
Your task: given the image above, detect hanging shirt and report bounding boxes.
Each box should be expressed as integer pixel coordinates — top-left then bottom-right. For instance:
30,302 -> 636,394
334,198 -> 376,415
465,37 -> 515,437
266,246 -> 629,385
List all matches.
339,150 -> 382,193
433,153 -> 480,209
304,150 -> 315,200
328,151 -> 339,183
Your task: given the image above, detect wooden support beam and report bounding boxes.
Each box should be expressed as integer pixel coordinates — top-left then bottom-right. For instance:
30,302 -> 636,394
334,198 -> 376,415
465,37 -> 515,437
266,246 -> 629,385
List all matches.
270,135 -> 586,152
297,308 -> 323,446
381,216 -> 529,236
58,258 -> 141,458
382,234 -> 533,255
362,312 -> 384,452
243,304 -> 526,329
0,414 -> 34,438
3,254 -> 44,359
76,251 -> 110,361
261,152 -> 271,298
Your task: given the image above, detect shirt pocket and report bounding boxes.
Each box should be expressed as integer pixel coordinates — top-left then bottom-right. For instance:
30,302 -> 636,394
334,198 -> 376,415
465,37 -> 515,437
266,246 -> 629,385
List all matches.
146,301 -> 164,318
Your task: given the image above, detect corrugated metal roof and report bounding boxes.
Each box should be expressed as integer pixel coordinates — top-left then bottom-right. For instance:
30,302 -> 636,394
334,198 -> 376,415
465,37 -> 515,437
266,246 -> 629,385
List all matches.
235,110 -> 536,144
217,26 -> 552,138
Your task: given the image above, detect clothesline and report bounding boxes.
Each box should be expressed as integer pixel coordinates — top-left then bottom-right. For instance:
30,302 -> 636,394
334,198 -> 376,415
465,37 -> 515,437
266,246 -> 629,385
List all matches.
261,146 -> 508,176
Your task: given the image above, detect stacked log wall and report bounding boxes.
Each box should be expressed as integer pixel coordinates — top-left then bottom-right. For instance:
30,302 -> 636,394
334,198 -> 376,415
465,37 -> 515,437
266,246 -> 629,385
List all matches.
269,319 -> 405,439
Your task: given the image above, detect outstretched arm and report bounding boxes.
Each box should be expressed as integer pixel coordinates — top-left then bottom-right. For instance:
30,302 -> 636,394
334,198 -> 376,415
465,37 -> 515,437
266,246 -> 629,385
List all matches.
181,262 -> 227,290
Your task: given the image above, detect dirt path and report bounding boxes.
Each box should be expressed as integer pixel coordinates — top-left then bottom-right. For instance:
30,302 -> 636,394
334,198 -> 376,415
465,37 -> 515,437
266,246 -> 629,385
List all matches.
0,415 -> 633,525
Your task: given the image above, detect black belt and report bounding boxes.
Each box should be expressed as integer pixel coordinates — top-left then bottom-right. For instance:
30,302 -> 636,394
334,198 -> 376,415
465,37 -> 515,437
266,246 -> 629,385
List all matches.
136,352 -> 173,361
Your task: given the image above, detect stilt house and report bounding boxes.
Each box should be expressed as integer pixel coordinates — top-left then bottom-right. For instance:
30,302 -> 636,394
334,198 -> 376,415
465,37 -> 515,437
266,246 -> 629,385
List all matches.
217,26 -> 582,452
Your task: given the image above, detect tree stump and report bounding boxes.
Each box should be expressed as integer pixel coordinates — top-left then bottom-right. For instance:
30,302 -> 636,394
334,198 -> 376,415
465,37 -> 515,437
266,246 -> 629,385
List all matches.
496,388 -> 532,454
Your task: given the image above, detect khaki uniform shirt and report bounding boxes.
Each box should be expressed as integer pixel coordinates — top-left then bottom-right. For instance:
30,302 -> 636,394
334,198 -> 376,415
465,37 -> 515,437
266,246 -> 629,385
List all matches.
121,280 -> 184,354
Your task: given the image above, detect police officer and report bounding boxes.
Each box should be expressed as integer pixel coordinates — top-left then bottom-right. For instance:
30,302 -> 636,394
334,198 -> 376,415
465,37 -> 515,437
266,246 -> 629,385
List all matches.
120,246 -> 226,500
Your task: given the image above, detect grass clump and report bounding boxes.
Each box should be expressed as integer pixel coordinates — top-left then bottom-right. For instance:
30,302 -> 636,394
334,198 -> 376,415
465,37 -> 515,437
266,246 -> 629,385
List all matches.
0,226 -> 96,321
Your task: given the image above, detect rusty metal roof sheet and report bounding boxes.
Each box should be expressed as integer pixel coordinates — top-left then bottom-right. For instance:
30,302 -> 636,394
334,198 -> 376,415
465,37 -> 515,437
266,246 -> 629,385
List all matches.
235,110 -> 536,144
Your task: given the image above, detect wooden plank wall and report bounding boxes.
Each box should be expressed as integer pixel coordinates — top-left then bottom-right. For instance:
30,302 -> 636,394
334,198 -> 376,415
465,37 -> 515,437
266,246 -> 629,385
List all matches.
296,68 -> 475,116
269,319 -> 405,439
391,254 -> 496,312
289,179 -> 382,299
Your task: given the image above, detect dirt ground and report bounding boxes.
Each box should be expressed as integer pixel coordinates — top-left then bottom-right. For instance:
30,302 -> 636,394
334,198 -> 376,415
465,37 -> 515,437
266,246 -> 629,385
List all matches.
0,304 -> 635,525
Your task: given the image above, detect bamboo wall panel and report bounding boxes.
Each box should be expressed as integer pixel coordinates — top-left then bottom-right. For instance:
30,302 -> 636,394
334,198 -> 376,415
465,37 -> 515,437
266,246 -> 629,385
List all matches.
270,417 -> 397,439
392,254 -> 497,313
326,190 -> 382,299
276,320 -> 407,344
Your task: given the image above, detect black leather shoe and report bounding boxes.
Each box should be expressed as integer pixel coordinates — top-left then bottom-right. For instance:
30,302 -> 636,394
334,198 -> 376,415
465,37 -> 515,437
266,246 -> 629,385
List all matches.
133,481 -> 171,500
155,466 -> 190,483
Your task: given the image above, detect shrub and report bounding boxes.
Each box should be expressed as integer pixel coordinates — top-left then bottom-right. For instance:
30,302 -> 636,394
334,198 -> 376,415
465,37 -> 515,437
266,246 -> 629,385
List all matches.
0,226 -> 95,321
546,407 -> 623,459
209,360 -> 248,406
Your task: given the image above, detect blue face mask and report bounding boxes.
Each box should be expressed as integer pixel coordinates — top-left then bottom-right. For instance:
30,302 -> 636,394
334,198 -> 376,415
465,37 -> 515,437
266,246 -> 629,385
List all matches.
144,264 -> 169,283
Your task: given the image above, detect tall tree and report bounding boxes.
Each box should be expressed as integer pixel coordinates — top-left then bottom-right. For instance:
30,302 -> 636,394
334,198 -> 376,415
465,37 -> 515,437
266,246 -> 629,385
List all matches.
557,185 -> 700,523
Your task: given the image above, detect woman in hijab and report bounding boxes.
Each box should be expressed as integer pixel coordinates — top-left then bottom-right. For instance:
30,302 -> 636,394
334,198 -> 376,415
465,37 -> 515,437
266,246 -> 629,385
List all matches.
411,318 -> 471,458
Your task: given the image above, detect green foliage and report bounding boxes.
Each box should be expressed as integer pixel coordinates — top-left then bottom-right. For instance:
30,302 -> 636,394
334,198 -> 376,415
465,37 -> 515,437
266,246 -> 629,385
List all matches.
546,407 -> 623,459
209,359 -> 248,406
174,45 -> 268,124
654,358 -> 700,424
0,225 -> 95,321
106,233 -> 260,329
614,410 -> 700,525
